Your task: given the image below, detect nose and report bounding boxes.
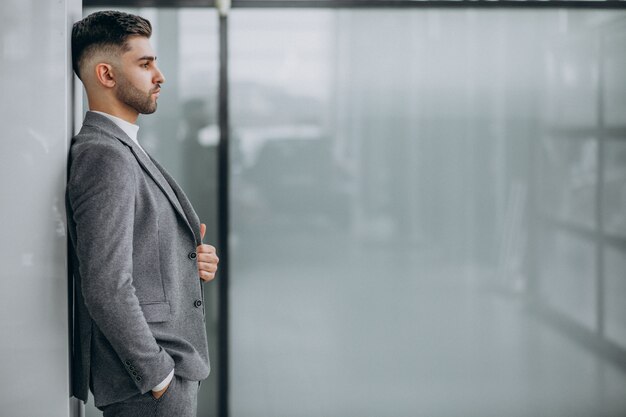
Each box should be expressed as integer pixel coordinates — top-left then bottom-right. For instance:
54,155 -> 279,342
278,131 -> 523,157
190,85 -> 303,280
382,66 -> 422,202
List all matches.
154,65 -> 165,85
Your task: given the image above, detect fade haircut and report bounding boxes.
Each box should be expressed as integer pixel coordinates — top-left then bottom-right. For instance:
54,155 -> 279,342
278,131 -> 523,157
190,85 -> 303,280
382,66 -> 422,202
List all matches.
72,11 -> 152,80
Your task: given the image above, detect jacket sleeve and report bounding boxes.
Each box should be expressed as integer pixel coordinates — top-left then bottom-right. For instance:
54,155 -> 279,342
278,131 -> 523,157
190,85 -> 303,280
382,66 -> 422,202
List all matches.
67,143 -> 174,394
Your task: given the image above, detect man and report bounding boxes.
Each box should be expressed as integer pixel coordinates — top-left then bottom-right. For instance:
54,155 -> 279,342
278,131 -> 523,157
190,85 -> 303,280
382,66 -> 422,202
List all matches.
67,11 -> 218,417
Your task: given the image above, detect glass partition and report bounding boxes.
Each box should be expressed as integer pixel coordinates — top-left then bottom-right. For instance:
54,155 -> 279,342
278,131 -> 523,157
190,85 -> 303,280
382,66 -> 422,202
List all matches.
228,9 -> 626,417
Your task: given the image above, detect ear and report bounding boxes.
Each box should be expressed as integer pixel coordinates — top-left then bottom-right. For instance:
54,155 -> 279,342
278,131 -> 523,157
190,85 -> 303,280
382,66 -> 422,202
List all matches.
94,63 -> 116,88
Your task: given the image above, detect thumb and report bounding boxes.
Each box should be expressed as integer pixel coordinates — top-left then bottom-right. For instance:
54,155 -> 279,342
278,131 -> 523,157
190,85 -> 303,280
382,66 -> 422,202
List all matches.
200,223 -> 206,241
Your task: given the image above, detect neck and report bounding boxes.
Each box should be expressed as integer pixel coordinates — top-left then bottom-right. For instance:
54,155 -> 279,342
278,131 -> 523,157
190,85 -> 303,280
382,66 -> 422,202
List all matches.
88,97 -> 139,124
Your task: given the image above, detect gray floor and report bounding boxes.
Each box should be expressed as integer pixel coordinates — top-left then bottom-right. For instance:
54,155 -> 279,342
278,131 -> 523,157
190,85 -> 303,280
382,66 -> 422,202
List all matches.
230,235 -> 626,417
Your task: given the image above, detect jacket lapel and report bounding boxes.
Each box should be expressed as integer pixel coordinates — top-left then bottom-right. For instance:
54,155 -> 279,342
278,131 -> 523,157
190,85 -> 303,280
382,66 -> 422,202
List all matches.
149,157 -> 202,246
83,112 -> 201,245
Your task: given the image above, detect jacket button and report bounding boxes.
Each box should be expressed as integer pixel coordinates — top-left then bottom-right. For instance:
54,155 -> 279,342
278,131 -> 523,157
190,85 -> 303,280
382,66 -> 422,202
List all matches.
194,299 -> 203,308
136,376 -> 142,381
188,252 -> 197,260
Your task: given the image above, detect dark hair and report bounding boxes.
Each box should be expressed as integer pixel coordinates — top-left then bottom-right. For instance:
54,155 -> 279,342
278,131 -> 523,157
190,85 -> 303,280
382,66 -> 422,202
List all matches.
72,11 -> 152,79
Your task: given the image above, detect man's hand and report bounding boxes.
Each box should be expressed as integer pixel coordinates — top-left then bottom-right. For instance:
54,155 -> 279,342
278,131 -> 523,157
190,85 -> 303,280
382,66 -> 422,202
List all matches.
151,381 -> 171,400
197,223 -> 219,282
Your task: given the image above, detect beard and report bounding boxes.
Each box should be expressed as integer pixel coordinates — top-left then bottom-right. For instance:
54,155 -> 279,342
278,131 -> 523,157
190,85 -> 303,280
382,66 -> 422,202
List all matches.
115,75 -> 159,115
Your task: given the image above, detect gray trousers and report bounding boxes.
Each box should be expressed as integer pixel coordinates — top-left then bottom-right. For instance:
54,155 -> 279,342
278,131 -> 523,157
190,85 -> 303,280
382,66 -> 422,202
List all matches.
99,376 -> 199,417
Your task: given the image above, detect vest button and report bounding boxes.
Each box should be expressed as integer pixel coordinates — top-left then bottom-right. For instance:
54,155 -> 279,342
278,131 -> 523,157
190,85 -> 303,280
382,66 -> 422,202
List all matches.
188,252 -> 197,260
194,299 -> 203,308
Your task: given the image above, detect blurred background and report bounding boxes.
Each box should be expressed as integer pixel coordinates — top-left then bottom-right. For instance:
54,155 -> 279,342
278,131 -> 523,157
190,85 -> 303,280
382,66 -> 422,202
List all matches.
1,1 -> 626,416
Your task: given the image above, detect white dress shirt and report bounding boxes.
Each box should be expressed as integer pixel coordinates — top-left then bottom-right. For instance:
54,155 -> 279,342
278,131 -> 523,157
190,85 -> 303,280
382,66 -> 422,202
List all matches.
90,110 -> 174,392
91,111 -> 147,156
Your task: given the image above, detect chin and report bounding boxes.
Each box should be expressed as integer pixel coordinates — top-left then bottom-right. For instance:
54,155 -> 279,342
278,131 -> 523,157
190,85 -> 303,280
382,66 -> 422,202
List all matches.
141,105 -> 158,115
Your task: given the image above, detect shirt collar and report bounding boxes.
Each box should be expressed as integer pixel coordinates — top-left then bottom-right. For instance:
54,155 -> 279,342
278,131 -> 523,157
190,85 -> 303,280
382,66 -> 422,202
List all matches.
91,111 -> 140,144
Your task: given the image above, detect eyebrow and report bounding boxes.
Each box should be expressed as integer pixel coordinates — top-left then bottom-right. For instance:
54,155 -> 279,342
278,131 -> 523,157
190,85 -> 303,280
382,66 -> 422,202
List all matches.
137,56 -> 157,62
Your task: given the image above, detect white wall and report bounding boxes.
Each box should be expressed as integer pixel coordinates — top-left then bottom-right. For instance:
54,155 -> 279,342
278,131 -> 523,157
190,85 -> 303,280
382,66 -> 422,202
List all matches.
0,0 -> 81,415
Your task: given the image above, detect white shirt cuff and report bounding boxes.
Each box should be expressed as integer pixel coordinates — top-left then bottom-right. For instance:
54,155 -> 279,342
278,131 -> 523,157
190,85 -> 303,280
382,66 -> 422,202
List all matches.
152,369 -> 174,392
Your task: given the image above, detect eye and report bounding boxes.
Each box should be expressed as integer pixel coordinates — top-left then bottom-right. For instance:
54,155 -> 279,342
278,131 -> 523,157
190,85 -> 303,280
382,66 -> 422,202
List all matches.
141,62 -> 150,69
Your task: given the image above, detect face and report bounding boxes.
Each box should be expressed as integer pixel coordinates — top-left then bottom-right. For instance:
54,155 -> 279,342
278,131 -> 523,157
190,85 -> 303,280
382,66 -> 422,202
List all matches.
114,36 -> 165,116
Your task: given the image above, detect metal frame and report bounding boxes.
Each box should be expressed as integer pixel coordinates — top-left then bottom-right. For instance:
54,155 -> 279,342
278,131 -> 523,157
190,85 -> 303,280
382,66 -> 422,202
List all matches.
216,14 -> 230,417
85,0 -> 626,8
595,30 -> 606,339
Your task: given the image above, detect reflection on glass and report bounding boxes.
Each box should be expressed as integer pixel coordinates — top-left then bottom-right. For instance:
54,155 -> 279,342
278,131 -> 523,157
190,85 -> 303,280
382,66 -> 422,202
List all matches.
544,34 -> 598,128
538,229 -> 597,330
538,136 -> 597,229
603,27 -> 626,127
604,245 -> 626,349
603,140 -> 626,238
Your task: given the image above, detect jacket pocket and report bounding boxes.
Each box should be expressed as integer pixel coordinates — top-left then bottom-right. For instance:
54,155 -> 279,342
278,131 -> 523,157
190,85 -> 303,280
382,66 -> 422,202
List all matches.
140,301 -> 171,323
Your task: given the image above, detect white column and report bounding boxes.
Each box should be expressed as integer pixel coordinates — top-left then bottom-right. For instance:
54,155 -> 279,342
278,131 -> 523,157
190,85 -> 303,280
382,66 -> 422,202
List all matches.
0,0 -> 81,416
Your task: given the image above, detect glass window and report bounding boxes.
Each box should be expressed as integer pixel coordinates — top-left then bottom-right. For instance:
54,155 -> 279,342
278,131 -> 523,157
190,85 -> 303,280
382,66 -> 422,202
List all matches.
229,9 -> 625,417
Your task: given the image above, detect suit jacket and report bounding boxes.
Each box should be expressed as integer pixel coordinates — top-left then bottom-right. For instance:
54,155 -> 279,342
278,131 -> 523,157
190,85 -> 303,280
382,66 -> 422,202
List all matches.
67,111 -> 210,407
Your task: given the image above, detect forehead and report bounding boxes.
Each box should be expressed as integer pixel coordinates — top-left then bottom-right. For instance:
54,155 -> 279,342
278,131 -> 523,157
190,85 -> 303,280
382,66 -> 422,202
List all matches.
123,36 -> 155,58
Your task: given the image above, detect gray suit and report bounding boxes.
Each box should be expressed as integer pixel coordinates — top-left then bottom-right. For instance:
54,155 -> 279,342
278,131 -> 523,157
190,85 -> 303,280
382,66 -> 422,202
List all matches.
67,111 -> 210,408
